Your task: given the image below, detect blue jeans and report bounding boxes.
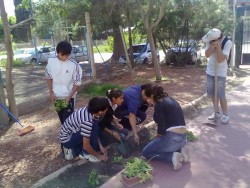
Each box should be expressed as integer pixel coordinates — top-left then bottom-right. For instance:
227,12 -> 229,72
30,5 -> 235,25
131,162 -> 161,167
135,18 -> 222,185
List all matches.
142,131 -> 187,163
62,120 -> 100,156
206,74 -> 226,98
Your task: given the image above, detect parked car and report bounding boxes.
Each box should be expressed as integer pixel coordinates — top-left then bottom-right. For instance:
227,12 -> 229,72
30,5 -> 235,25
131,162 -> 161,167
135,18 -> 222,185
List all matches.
119,43 -> 159,64
70,45 -> 88,62
14,46 -> 55,64
165,39 -> 200,66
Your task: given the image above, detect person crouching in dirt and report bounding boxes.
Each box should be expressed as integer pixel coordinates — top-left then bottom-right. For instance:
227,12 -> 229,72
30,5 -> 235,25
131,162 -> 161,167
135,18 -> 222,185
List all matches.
97,89 -> 129,144
141,84 -> 190,171
45,40 -> 82,125
60,97 -> 109,163
117,84 -> 152,145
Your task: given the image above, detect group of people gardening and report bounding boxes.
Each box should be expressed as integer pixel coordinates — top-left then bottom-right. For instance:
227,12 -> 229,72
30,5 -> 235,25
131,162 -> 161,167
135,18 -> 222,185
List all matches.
45,27 -> 231,171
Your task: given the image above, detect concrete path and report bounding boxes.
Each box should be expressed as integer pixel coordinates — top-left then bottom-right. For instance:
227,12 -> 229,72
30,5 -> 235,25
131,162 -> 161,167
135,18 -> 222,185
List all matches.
100,70 -> 250,188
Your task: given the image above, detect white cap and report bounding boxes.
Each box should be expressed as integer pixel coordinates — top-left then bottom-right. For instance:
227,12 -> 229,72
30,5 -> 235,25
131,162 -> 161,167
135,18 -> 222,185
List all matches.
202,28 -> 221,43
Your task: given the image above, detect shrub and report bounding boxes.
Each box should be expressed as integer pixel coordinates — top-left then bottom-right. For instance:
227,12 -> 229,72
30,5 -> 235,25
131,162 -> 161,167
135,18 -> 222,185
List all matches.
81,83 -> 124,97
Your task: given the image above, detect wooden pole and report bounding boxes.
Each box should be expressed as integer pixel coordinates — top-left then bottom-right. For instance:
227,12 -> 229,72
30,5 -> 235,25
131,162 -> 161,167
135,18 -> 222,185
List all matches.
0,70 -> 9,127
214,61 -> 218,123
119,26 -> 133,71
85,12 -> 97,81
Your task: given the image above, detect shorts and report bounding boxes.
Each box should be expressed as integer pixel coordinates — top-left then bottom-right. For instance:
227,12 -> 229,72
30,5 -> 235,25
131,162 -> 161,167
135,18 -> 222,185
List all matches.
206,74 -> 226,98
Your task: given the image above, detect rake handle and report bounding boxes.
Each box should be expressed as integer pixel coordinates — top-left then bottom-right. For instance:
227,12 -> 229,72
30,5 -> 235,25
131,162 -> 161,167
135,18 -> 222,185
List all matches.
0,102 -> 24,127
214,60 -> 218,122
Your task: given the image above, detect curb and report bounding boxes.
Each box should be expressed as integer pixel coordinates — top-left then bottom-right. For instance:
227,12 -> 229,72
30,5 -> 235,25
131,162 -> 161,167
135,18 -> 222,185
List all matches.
30,160 -> 87,188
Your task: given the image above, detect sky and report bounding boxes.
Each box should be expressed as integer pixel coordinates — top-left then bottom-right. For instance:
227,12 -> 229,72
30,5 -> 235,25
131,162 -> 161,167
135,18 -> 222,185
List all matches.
3,0 -> 15,16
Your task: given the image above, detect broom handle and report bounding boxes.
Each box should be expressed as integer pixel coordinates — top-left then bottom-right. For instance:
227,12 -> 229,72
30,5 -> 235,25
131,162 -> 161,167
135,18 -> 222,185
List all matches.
0,102 -> 24,127
214,61 -> 218,115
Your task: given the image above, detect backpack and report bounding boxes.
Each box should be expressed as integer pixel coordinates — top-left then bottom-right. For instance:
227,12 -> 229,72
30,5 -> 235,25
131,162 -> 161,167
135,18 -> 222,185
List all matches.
221,36 -> 231,50
221,36 -> 231,66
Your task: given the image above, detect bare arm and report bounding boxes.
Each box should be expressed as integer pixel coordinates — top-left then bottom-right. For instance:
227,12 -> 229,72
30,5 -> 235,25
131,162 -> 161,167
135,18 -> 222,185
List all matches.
47,79 -> 56,102
83,137 -> 108,161
205,44 -> 215,58
214,42 -> 227,63
207,41 -> 227,63
128,113 -> 139,144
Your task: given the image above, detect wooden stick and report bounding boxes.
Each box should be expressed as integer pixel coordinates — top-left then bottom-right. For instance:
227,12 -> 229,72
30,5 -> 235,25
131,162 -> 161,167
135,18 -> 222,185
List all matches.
214,60 -> 218,123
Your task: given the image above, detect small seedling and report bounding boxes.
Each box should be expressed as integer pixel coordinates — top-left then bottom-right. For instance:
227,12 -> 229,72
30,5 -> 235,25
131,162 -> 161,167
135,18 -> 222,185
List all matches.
112,155 -> 123,163
187,131 -> 198,142
54,99 -> 68,112
87,170 -> 100,187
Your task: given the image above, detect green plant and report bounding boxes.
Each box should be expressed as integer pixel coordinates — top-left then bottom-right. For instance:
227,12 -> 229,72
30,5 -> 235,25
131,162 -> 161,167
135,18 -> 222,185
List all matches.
87,170 -> 100,187
187,130 -> 198,142
123,157 -> 153,183
81,83 -> 123,97
112,155 -> 123,163
0,59 -> 25,67
54,99 -> 68,112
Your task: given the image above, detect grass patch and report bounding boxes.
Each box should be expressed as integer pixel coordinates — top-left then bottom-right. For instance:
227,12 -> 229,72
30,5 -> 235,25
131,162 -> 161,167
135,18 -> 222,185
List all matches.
0,59 -> 26,67
80,83 -> 124,97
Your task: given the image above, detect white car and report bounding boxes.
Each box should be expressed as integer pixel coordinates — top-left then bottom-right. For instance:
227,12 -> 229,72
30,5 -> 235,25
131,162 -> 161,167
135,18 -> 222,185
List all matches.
14,47 -> 55,64
119,43 -> 159,64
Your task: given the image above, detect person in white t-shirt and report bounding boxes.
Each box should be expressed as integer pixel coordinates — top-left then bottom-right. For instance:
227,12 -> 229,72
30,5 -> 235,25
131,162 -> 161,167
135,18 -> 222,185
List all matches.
202,28 -> 232,124
45,41 -> 82,124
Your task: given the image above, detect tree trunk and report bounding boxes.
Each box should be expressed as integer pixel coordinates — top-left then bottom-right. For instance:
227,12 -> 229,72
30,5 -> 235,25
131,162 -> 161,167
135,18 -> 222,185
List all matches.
126,6 -> 135,68
111,27 -> 124,62
0,70 -> 8,127
147,28 -> 162,81
0,0 -> 18,119
85,12 -> 97,81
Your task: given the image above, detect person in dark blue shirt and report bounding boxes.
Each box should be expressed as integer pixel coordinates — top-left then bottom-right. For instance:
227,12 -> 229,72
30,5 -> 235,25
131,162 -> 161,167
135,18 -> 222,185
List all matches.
141,84 -> 190,171
117,84 -> 152,144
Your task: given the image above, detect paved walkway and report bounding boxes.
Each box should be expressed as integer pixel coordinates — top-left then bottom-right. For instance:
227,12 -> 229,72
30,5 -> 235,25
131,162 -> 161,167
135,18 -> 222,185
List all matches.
100,69 -> 250,188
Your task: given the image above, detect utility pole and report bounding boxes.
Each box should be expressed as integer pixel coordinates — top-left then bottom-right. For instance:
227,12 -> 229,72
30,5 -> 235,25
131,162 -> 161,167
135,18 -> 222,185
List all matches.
231,0 -> 237,67
85,12 -> 97,81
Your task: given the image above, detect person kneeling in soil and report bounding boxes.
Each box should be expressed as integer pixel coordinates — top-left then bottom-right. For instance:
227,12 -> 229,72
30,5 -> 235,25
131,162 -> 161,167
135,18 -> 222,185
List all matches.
60,97 -> 109,163
117,84 -> 152,145
98,89 -> 128,144
141,85 -> 190,171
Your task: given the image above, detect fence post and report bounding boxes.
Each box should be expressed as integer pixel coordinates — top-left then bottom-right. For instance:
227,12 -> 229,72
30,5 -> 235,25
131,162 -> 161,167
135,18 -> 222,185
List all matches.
0,69 -> 9,127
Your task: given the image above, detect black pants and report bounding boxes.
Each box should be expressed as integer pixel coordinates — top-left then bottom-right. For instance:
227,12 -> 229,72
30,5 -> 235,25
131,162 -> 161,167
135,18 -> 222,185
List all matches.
57,98 -> 75,125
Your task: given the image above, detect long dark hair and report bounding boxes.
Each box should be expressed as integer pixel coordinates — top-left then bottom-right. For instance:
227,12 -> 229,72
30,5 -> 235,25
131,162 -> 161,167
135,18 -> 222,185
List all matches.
144,84 -> 168,102
106,88 -> 123,100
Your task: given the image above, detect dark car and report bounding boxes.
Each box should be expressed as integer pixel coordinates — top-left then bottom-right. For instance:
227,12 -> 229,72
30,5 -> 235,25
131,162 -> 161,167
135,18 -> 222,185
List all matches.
166,39 -> 200,66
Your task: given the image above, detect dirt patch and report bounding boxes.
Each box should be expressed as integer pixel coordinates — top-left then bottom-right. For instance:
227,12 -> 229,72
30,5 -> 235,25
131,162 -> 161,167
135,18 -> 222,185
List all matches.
0,63 -> 248,188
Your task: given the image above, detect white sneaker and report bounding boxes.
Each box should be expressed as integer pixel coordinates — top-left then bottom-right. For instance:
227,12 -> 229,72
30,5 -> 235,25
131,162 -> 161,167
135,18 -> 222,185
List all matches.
181,145 -> 190,163
208,112 -> 220,120
172,152 -> 183,171
221,114 -> 229,124
79,153 -> 101,163
63,147 -> 74,160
